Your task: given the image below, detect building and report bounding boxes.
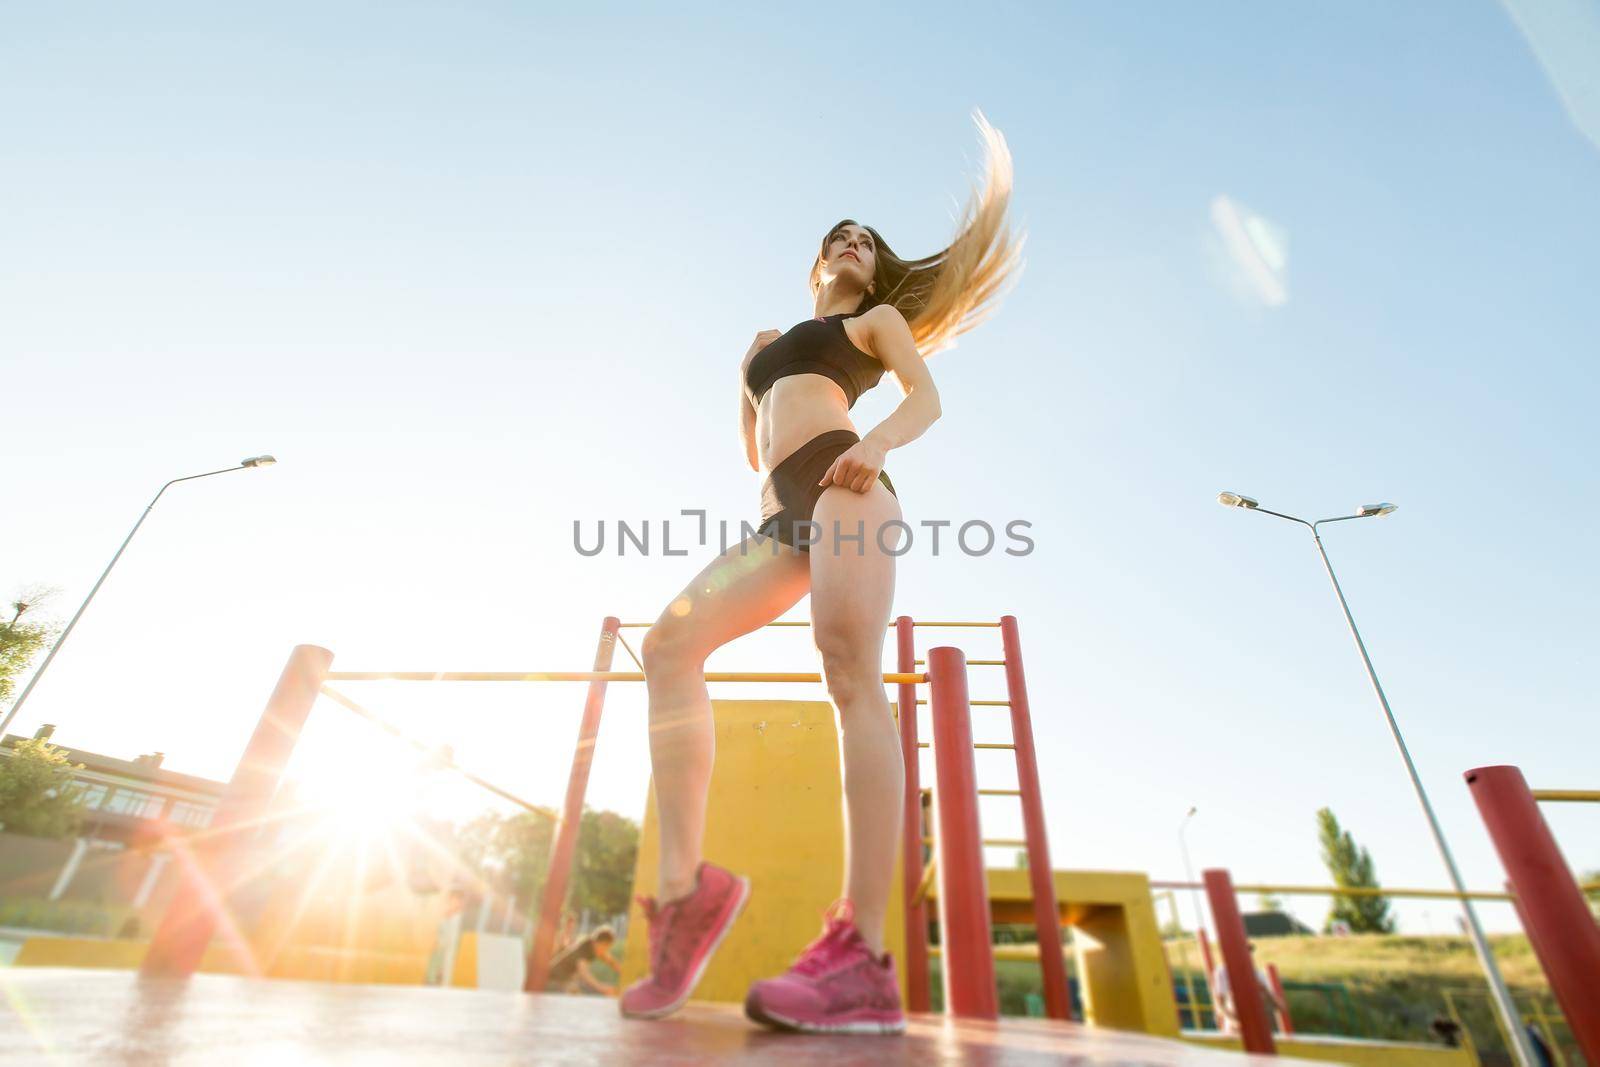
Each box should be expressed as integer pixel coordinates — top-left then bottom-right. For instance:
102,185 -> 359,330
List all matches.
0,724 -> 227,911
1242,910 -> 1315,937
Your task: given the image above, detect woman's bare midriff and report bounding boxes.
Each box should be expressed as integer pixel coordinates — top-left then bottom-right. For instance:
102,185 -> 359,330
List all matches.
754,374 -> 857,472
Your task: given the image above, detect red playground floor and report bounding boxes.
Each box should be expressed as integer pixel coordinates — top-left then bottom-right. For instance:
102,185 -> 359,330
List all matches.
1,968 -> 1309,1066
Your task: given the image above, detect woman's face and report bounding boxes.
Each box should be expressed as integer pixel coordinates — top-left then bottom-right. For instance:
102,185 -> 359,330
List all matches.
823,224 -> 876,289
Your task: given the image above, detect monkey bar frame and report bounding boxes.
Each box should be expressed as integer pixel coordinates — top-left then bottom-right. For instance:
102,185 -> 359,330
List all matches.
141,614 -> 1044,1024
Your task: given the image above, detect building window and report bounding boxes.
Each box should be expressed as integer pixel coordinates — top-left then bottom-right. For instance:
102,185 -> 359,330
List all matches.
78,784 -> 109,810
168,802 -> 216,828
103,788 -> 161,817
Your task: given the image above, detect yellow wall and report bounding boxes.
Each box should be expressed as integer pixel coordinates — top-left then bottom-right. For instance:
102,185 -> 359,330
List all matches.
620,699 -> 907,1004
14,871 -> 444,986
13,937 -> 251,974
971,867 -> 1179,1036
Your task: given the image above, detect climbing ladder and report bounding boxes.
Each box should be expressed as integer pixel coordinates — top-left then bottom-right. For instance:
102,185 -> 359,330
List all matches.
893,615 -> 1072,1020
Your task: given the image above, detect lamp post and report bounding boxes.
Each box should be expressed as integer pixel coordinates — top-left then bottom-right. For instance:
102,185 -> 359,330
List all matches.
1217,491 -> 1535,1067
0,457 -> 278,736
1179,806 -> 1204,935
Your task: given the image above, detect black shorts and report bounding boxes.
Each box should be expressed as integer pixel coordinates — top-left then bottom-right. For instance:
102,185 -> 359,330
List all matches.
757,429 -> 897,552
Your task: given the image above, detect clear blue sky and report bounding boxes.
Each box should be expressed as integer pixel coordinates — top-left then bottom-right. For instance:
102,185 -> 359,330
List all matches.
3,2 -> 1596,936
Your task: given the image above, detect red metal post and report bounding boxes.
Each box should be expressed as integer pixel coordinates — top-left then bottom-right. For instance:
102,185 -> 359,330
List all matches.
142,644 -> 333,977
1466,764 -> 1600,1063
1266,962 -> 1295,1036
896,616 -> 931,1013
928,645 -> 998,1020
999,615 -> 1072,1021
1203,869 -> 1275,1054
525,616 -> 620,992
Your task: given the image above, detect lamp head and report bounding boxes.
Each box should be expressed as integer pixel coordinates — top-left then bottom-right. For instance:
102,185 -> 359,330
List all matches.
1358,502 -> 1397,517
241,455 -> 277,469
1217,491 -> 1259,509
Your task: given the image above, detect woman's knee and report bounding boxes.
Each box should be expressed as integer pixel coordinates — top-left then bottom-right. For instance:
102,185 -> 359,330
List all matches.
641,615 -> 703,674
816,635 -> 883,711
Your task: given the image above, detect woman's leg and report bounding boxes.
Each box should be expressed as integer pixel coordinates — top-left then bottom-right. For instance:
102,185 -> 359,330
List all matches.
641,535 -> 810,901
808,483 -> 904,955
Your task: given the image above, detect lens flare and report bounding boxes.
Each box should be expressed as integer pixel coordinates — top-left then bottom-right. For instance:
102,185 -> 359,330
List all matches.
1210,194 -> 1290,308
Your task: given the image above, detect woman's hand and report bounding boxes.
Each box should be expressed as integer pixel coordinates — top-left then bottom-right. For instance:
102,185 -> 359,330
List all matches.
742,329 -> 781,370
818,437 -> 888,493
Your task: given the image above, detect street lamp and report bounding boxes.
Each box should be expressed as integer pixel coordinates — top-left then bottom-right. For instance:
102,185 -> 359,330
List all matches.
1179,806 -> 1204,935
1217,491 -> 1535,1067
0,457 -> 278,736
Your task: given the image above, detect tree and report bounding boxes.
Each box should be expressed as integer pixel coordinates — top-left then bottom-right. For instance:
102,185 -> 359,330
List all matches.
0,736 -> 87,838
1,587 -> 59,708
572,809 -> 639,918
1257,892 -> 1287,913
1316,807 -> 1394,933
457,805 -> 639,919
458,806 -> 557,906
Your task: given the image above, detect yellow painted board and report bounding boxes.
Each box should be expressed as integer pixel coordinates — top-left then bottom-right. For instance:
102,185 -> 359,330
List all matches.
620,699 -> 907,1004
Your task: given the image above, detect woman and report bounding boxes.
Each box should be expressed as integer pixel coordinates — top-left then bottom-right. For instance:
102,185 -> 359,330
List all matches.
621,110 -> 1024,1035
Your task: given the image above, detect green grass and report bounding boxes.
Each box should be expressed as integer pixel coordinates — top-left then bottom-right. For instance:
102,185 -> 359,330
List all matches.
931,934 -> 1576,1063
928,957 -> 1064,1017
1218,934 -> 1571,1057
0,897 -> 143,939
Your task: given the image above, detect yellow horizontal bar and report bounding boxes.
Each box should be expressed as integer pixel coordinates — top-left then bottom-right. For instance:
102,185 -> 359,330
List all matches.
914,659 -> 1006,666
921,837 -> 1029,848
919,787 -> 1020,797
914,742 -> 1016,750
1533,789 -> 1600,803
914,699 -> 1011,706
928,945 -> 1070,962
326,670 -> 926,684
618,620 -> 815,628
1149,880 -> 1514,902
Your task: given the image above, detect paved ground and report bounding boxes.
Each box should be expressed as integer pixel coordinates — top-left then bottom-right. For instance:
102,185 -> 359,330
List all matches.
0,968 -> 1318,1066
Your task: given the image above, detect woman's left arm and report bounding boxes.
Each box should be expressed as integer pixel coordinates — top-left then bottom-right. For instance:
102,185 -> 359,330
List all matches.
818,305 -> 941,492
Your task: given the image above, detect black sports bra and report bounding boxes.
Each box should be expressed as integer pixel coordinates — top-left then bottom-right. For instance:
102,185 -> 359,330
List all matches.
744,313 -> 886,409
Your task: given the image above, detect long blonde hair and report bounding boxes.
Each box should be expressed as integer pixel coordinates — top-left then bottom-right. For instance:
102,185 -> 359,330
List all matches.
808,108 -> 1025,357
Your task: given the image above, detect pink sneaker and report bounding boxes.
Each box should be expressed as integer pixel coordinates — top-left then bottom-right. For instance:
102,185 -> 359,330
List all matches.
619,861 -> 751,1020
744,899 -> 906,1035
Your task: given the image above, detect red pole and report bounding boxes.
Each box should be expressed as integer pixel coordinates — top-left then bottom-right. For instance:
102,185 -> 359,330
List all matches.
928,646 -> 998,1020
525,616 -> 619,992
896,616 -> 931,1013
1466,764 -> 1600,1063
999,615 -> 1072,1021
1203,869 -> 1275,1054
142,644 -> 332,977
1266,962 -> 1295,1036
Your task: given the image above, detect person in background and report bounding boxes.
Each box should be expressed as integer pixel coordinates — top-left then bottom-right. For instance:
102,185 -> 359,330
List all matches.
425,887 -> 468,986
546,925 -> 620,996
1212,943 -> 1288,1033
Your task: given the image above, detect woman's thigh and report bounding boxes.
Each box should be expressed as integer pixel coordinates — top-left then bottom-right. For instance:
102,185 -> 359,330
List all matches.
646,534 -> 811,661
807,482 -> 902,654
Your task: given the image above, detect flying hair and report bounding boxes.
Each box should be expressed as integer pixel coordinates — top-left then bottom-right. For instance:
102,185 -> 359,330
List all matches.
808,107 -> 1026,357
